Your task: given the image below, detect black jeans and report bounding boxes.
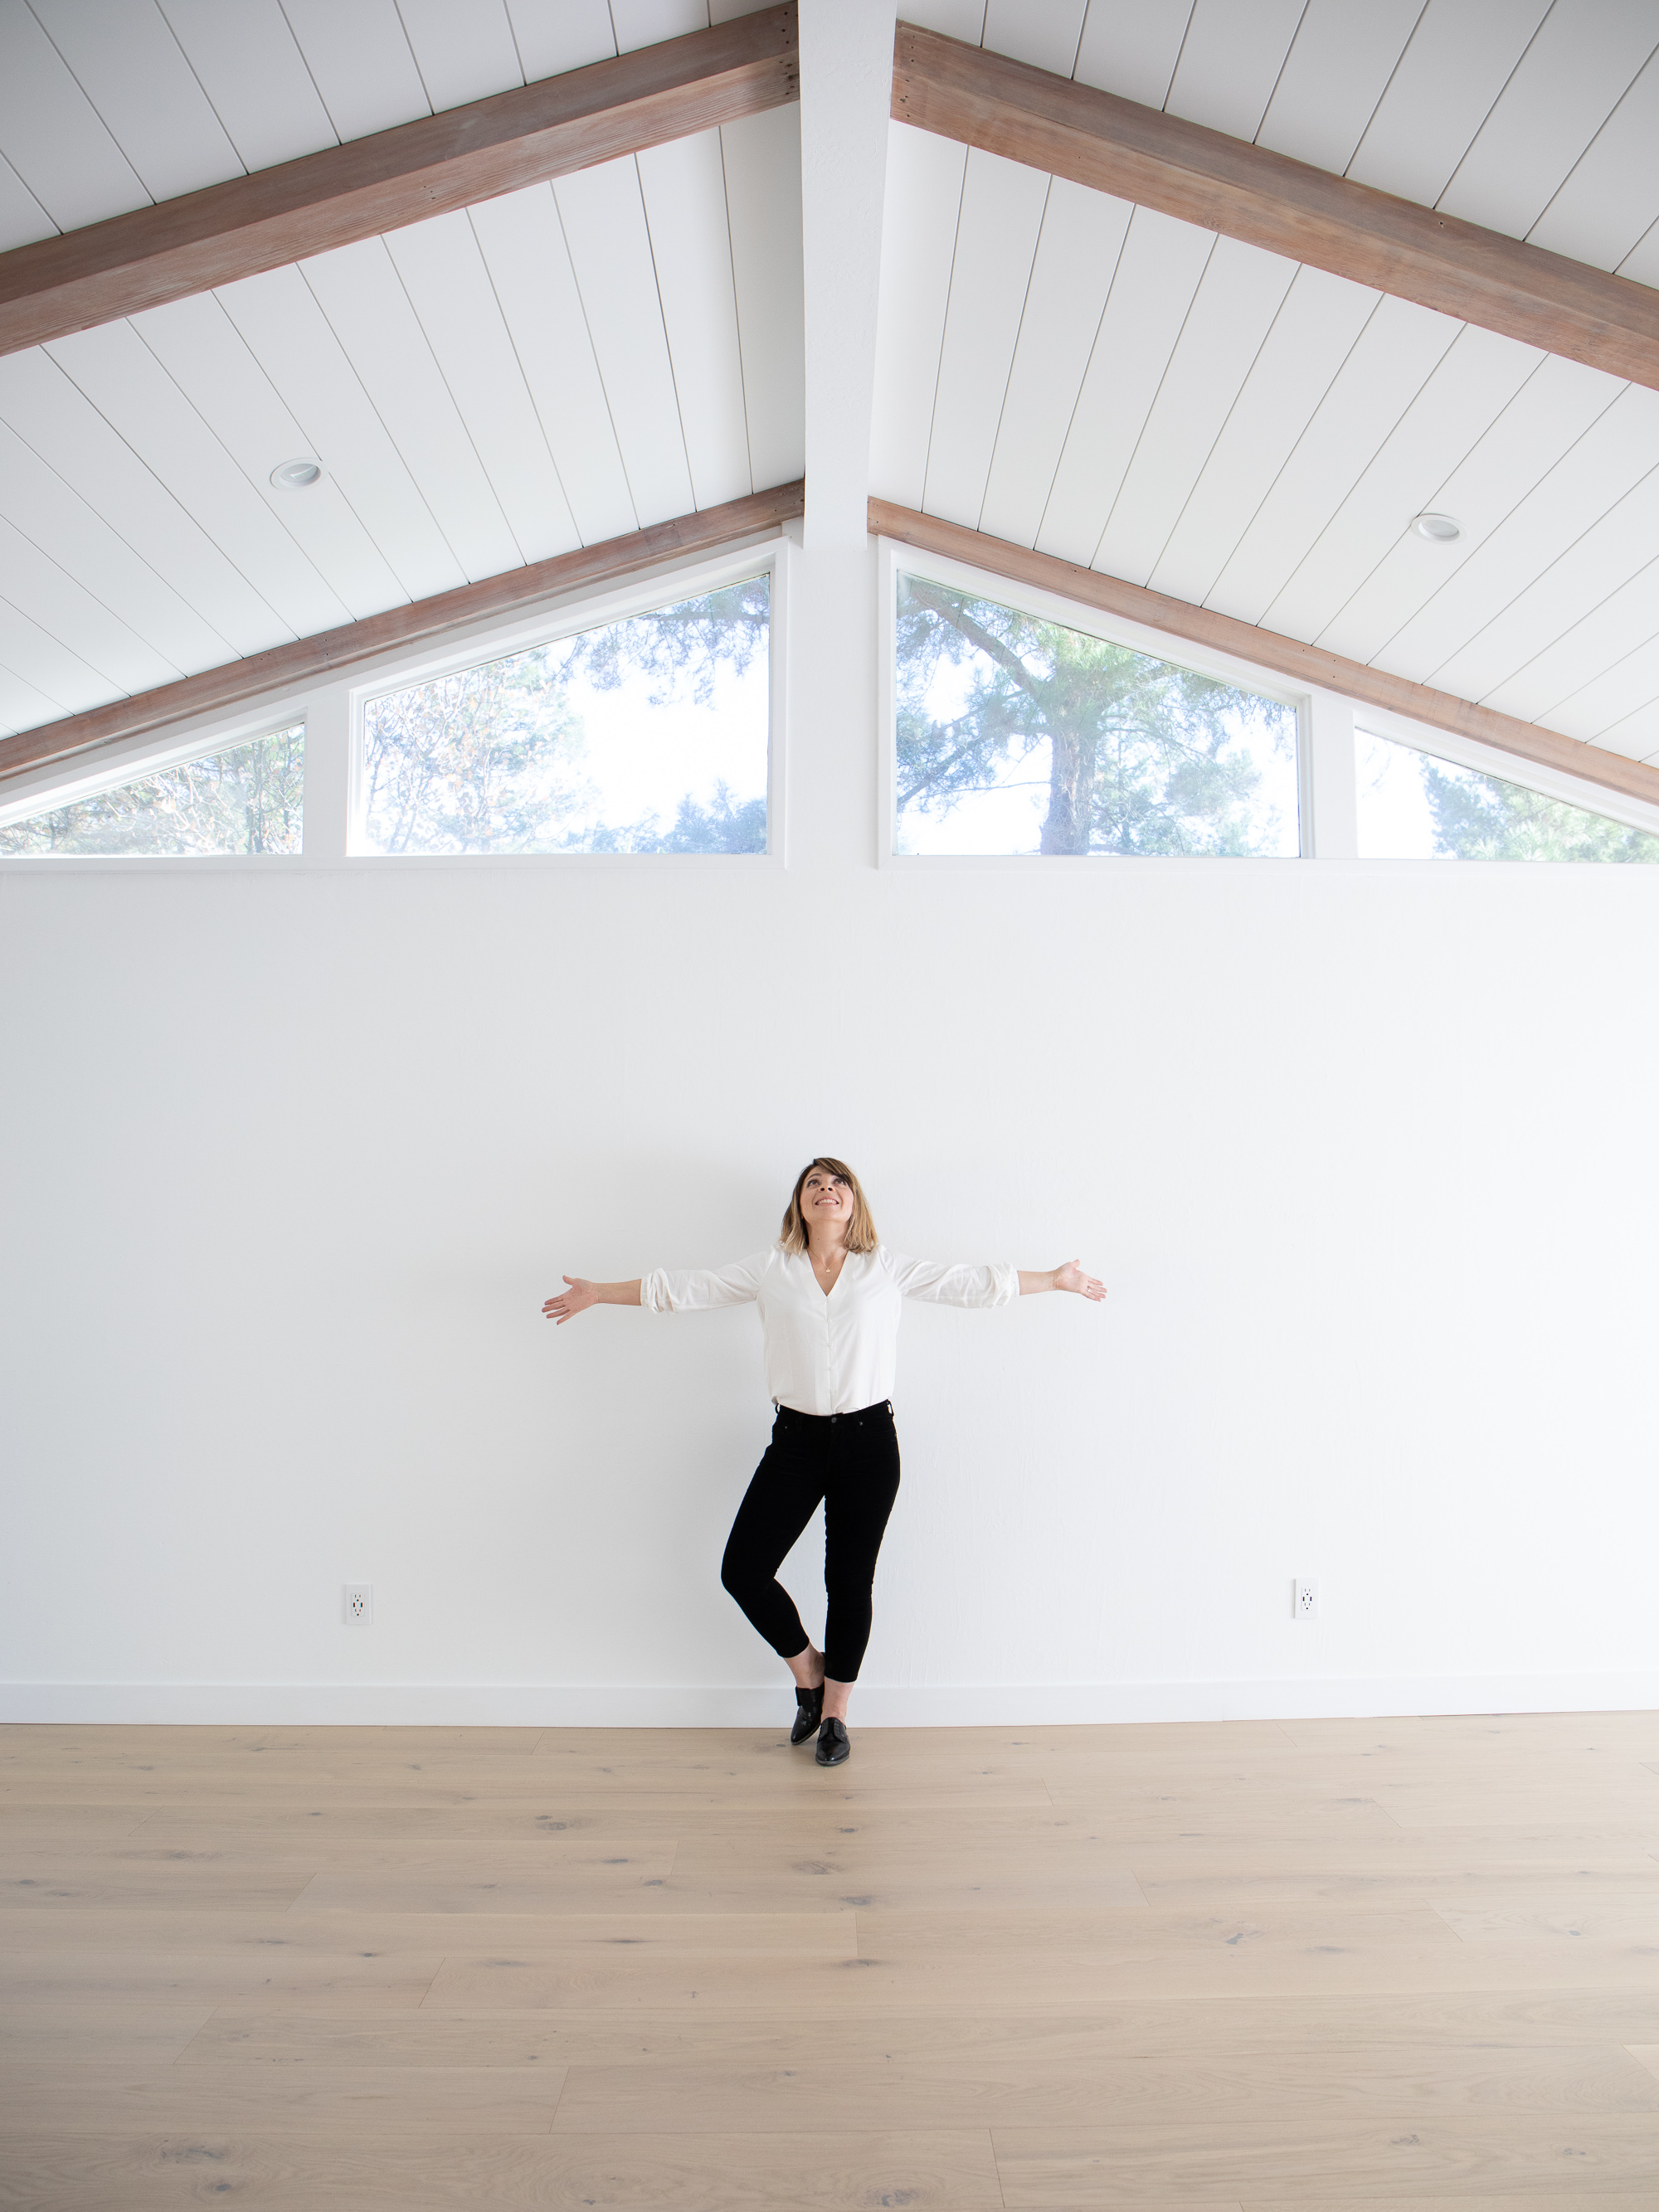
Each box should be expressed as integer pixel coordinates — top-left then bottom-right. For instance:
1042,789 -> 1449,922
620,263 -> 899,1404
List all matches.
720,1401 -> 901,1684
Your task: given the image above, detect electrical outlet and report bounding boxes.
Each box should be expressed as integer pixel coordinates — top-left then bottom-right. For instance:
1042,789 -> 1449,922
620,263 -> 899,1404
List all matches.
1294,1578 -> 1319,1621
343,1582 -> 372,1626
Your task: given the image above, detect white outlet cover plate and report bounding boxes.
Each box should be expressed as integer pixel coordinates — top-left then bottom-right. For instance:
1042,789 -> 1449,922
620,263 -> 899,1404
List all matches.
343,1582 -> 373,1625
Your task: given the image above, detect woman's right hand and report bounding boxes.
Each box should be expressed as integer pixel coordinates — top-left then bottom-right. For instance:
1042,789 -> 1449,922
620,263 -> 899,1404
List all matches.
542,1276 -> 597,1325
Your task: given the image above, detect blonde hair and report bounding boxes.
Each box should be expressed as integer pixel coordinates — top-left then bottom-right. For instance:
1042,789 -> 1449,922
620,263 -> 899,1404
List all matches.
779,1156 -> 878,1256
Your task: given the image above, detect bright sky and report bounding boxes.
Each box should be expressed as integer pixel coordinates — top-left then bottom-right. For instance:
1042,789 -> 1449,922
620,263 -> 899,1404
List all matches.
1355,730 -> 1446,858
365,591 -> 772,853
557,651 -> 769,840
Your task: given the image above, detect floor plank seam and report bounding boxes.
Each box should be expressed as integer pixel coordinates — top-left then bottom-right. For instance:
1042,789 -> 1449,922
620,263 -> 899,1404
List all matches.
544,2055 -> 569,2135
987,2120 -> 1010,2210
1427,1901 -> 1472,1942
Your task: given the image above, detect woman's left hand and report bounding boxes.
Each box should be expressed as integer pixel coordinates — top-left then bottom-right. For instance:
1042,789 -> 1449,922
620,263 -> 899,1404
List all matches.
1053,1259 -> 1107,1300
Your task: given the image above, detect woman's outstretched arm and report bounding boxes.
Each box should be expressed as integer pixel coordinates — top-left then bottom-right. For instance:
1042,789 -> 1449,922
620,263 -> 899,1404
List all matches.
892,1256 -> 1105,1305
542,1276 -> 640,1325
544,1253 -> 767,1324
1018,1261 -> 1107,1300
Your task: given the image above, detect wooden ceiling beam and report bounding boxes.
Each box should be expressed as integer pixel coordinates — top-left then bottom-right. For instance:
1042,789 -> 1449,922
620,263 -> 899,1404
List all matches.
0,6 -> 797,359
893,22 -> 1659,391
0,483 -> 804,786
870,498 -> 1659,811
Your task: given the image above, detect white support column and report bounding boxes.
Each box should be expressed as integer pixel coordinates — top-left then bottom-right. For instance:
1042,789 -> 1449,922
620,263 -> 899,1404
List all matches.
799,0 -> 896,552
790,0 -> 898,873
301,680 -> 351,861
1307,687 -> 1358,859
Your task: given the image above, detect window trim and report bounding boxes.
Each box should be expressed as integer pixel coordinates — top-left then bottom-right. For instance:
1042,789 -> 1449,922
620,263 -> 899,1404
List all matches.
875,534 -> 1312,868
0,531 -> 794,871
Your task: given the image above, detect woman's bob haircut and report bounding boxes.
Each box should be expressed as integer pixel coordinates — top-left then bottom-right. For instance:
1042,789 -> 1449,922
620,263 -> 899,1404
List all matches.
779,1157 -> 879,1256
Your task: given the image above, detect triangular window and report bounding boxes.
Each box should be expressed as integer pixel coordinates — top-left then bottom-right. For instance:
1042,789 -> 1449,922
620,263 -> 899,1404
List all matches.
1356,729 -> 1659,862
0,726 -> 304,856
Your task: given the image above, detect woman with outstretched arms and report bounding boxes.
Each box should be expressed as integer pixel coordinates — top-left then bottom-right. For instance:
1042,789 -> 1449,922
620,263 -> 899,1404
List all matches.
543,1156 -> 1105,1766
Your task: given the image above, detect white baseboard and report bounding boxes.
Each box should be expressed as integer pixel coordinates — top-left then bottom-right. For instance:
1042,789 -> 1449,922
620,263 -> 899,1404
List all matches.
3,1675 -> 1657,1727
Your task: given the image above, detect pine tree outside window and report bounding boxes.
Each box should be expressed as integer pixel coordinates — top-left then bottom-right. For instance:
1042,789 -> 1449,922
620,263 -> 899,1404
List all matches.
892,571 -> 1300,858
1356,729 -> 1659,862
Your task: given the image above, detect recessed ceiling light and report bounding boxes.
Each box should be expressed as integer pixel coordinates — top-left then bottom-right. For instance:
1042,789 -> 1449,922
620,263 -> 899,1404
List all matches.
270,457 -> 323,490
1413,512 -> 1461,541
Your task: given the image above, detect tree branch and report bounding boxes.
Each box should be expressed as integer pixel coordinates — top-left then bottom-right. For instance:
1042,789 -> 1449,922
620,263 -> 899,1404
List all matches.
903,581 -> 1045,700
897,712 -> 1044,808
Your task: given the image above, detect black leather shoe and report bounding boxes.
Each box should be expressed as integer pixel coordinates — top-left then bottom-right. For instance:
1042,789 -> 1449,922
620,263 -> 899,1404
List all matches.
815,1716 -> 850,1767
790,1684 -> 824,1745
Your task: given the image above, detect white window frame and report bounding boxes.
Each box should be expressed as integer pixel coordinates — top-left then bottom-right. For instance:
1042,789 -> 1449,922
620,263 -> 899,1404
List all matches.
0,532 -> 794,872
876,536 -> 1313,868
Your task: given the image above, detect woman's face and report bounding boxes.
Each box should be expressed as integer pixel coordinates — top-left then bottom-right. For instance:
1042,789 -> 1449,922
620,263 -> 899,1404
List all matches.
799,1165 -> 854,1235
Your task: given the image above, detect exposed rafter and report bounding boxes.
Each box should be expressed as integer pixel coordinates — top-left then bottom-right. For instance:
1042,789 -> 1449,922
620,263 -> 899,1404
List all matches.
892,22 -> 1659,392
0,484 -> 805,786
870,498 -> 1659,810
0,6 -> 798,359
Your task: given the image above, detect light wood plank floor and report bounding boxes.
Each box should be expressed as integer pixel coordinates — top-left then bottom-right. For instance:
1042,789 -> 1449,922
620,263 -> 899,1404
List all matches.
4,1713 -> 1659,2208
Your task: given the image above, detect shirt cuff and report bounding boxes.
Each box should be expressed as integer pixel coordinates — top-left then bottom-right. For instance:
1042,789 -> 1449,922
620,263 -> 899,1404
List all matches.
640,1269 -> 672,1313
990,1262 -> 1020,1306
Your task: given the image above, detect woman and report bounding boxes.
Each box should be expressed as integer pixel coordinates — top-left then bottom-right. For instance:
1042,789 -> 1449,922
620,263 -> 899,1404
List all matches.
542,1157 -> 1105,1767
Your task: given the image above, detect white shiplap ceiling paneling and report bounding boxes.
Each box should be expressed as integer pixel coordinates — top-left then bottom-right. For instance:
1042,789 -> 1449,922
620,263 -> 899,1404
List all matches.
876,0 -> 1659,772
0,1 -> 802,743
0,0 -> 781,249
0,119 -> 803,740
906,0 -> 1659,279
869,105 -> 1659,767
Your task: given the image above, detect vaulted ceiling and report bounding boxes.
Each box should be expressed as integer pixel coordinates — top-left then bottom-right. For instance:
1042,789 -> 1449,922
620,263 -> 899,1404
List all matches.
0,0 -> 799,746
1,0 -> 1656,795
876,0 -> 1659,771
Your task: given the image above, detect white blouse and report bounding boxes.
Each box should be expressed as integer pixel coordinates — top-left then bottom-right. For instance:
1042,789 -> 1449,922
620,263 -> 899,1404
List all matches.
640,1244 -> 1019,1417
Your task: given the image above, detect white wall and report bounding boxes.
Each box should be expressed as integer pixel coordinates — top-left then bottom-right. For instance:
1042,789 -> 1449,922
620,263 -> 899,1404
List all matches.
4,534 -> 1659,1725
